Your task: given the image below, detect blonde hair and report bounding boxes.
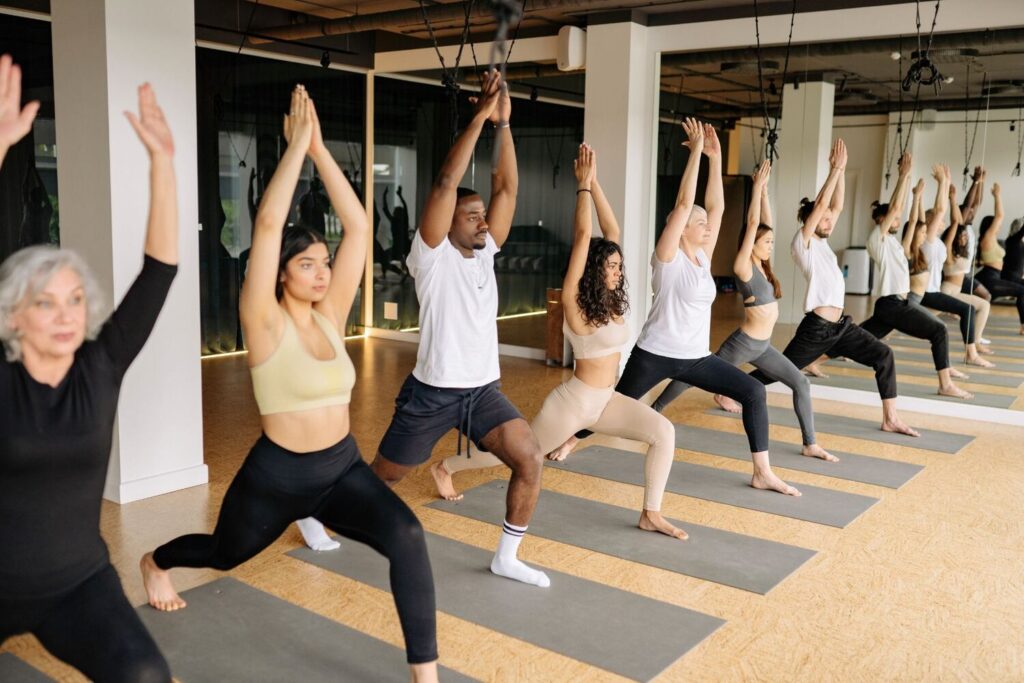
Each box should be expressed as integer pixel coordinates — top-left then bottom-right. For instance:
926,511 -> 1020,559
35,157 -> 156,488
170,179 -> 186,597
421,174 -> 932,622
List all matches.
0,246 -> 106,362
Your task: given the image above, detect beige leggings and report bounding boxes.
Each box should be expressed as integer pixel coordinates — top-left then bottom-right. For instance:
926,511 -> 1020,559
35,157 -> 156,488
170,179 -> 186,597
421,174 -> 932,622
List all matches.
443,375 -> 676,510
940,281 -> 990,340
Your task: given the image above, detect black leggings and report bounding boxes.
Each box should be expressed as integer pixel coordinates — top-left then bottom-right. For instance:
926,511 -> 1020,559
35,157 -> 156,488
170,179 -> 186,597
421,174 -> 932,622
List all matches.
860,295 -> 950,370
753,312 -> 897,400
975,265 -> 1024,322
578,345 -> 769,452
153,434 -> 437,664
917,291 -> 977,344
0,564 -> 170,682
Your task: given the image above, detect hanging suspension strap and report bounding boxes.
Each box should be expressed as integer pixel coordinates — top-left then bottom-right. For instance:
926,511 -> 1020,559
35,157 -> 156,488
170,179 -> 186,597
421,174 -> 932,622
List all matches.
753,0 -> 796,164
419,0 -> 478,146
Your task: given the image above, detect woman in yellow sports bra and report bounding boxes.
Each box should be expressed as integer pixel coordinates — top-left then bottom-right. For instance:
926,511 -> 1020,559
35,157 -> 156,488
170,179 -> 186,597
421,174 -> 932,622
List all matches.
140,86 -> 439,681
974,183 -> 1024,334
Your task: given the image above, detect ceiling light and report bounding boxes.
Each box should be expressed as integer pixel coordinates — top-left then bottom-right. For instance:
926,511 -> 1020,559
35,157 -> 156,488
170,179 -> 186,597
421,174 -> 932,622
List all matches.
890,51 -> 902,61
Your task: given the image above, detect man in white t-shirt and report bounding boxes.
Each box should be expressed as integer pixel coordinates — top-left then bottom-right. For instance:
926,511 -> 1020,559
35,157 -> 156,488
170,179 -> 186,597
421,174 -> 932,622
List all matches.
750,139 -> 919,437
373,71 -> 549,588
959,165 -> 985,296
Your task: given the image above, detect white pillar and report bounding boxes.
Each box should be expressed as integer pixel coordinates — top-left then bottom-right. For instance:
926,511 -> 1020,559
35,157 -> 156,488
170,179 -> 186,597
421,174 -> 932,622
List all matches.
51,0 -> 207,502
583,21 -> 658,344
773,81 -> 835,324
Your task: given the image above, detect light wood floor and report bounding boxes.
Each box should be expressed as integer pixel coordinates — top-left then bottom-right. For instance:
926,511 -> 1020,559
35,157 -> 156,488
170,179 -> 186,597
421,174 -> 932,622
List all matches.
4,297 -> 1024,681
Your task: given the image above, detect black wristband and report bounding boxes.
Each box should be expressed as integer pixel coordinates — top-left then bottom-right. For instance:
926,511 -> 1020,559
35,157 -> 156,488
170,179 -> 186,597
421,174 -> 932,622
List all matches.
576,188 -> 592,195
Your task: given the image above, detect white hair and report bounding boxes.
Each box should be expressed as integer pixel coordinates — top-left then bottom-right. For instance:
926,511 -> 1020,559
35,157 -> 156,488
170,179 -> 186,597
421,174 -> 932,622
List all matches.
0,245 -> 106,362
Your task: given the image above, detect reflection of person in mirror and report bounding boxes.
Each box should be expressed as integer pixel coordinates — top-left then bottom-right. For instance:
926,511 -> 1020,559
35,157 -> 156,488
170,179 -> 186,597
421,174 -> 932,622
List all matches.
383,185 -> 411,280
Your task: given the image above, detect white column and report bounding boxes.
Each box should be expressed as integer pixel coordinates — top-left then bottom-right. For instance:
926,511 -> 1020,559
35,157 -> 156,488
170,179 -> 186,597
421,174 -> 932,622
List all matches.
51,0 -> 207,502
773,81 -> 835,324
583,21 -> 658,344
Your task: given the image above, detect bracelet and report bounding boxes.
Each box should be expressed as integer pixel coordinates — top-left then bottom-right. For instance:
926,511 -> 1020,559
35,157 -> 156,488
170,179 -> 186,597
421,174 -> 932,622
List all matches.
496,121 -> 511,129
576,188 -> 592,195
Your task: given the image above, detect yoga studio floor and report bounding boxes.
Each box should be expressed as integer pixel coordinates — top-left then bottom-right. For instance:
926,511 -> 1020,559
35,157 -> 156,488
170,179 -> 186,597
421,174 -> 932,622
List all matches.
4,296 -> 1023,681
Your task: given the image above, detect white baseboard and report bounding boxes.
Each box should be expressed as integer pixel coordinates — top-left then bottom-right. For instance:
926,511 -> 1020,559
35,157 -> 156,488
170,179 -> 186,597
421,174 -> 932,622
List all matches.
105,464 -> 209,504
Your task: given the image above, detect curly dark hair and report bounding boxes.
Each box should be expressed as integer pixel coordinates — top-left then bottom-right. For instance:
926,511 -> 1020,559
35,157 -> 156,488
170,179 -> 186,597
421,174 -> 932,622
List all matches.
575,238 -> 628,327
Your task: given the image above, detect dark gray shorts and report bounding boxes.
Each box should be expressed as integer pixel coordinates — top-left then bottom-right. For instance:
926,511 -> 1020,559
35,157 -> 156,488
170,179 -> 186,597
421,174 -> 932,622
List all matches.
377,374 -> 523,466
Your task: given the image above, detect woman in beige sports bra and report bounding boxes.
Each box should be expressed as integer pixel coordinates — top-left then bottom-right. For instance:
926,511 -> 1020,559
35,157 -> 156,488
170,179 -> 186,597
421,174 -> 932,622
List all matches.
141,86 -> 439,681
974,183 -> 1024,334
434,143 -> 685,540
942,187 -> 993,349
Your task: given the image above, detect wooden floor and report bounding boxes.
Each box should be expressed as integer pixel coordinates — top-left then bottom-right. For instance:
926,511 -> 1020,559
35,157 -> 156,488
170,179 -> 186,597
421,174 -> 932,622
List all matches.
4,297 -> 1024,681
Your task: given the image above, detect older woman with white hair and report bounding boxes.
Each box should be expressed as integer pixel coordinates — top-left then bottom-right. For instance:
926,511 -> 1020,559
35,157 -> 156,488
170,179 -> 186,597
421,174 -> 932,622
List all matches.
0,55 -> 177,682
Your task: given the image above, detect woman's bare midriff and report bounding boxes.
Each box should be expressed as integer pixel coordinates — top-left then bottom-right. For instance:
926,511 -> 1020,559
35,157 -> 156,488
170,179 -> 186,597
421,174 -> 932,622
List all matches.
909,272 -> 929,297
739,301 -> 778,340
944,272 -> 965,289
573,355 -> 620,389
261,404 -> 351,453
812,305 -> 843,323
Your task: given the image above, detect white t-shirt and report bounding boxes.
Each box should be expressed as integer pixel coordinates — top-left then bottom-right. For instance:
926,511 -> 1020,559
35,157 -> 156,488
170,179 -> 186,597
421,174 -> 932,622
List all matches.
637,248 -> 716,359
920,238 -> 947,293
964,224 -> 977,264
406,231 -> 501,387
866,226 -> 910,297
791,232 -> 845,311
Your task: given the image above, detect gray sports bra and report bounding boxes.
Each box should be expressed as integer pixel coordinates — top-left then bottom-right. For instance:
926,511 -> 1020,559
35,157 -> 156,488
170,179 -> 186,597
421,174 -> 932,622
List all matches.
737,266 -> 777,307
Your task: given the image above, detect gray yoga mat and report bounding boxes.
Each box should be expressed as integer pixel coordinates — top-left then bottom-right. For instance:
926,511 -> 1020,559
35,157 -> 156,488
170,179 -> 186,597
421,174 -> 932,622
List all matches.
0,654 -> 50,683
137,577 -> 474,683
890,345 -> 1024,368
824,358 -> 1023,388
548,445 -> 877,528
673,424 -> 922,488
807,373 -> 1016,408
291,531 -> 724,681
709,404 -> 974,453
427,481 -> 815,594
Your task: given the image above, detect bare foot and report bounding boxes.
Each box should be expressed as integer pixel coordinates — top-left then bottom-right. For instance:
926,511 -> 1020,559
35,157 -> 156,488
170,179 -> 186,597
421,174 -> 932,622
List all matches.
802,444 -> 839,462
803,362 -> 829,378
965,355 -> 995,368
430,461 -> 463,501
949,367 -> 970,380
713,394 -> 742,413
546,436 -> 578,461
1020,325 -> 1024,336
140,552 -> 186,611
750,470 -> 801,496
881,419 -> 920,437
638,510 -> 688,540
977,344 -> 995,355
939,384 -> 974,400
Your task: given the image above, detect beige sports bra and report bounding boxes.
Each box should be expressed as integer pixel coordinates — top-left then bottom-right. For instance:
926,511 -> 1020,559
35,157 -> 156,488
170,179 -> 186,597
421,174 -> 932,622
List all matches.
563,318 -> 629,359
944,255 -> 971,277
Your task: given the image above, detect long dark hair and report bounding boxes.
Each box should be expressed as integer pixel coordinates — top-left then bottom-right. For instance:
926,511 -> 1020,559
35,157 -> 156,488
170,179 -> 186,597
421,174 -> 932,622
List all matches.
979,215 -> 996,241
277,224 -> 329,300
576,238 -> 628,327
910,223 -> 929,275
944,223 -> 970,259
754,224 -> 783,299
797,197 -> 815,224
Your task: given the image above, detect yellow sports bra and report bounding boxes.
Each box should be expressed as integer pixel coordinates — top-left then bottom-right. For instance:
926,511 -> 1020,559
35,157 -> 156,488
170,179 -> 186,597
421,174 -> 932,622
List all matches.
563,318 -> 629,359
980,244 -> 1005,264
250,309 -> 355,415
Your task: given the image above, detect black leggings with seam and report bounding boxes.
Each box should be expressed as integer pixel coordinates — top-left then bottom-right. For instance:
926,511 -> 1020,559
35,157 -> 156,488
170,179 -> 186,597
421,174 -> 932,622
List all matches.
975,265 -> 1024,322
153,434 -> 437,664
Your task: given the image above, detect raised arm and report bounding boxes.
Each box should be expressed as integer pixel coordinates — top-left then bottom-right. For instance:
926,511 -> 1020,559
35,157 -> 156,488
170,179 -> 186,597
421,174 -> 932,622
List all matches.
760,173 -> 773,228
944,184 -> 962,264
701,124 -> 726,256
880,152 -> 912,239
982,182 -> 1005,249
903,178 -> 924,258
486,82 -> 518,247
735,160 -> 770,281
961,166 -> 982,224
926,164 -> 951,242
382,186 -> 394,221
590,176 -> 620,245
418,70 -> 501,248
0,54 -> 40,171
307,99 -> 367,330
239,86 -> 313,329
562,143 -> 597,326
830,142 -> 847,218
800,139 -> 846,242
657,117 -> 704,263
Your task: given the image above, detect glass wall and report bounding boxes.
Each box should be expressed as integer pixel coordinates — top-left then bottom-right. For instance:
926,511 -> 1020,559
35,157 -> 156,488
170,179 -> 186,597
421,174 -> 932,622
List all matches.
0,15 -> 58,264
372,75 -> 584,348
196,48 -> 366,355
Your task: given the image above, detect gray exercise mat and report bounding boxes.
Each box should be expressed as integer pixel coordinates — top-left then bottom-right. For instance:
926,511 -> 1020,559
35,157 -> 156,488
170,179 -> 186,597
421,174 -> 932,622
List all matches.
891,345 -> 1024,368
673,424 -> 922,488
824,358 -> 1023,388
137,577 -> 475,683
709,404 -> 974,453
548,446 -> 877,528
0,654 -> 51,683
291,531 -> 724,681
427,481 -> 814,594
807,373 -> 1016,408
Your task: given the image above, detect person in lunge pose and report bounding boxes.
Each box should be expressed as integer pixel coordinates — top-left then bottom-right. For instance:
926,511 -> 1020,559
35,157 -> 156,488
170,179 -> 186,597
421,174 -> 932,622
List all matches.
941,187 -> 994,352
140,86 -> 439,681
433,143 -> 686,538
373,71 -> 550,588
974,183 -> 1024,335
750,139 -> 919,437
650,159 -> 838,461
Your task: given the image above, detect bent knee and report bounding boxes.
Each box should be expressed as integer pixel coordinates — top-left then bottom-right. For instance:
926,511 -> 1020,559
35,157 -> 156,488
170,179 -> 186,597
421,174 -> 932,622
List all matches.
652,416 -> 676,445
114,651 -> 171,683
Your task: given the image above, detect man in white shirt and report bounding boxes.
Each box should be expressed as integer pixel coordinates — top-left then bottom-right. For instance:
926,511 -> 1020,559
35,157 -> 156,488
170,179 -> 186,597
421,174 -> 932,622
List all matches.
373,71 -> 549,588
750,139 -> 919,437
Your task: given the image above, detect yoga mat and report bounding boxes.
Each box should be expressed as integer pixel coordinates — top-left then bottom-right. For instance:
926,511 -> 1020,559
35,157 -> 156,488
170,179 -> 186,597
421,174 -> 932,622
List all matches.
824,359 -> 1023,388
137,577 -> 475,683
0,654 -> 50,683
673,424 -> 922,488
806,373 -> 1016,408
548,446 -> 877,528
709,405 -> 974,453
292,531 -> 724,682
427,480 -> 815,594
891,345 -> 1024,368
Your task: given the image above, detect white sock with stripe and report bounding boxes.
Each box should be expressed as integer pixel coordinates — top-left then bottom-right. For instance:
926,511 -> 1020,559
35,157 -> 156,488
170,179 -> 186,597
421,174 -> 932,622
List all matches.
490,520 -> 550,588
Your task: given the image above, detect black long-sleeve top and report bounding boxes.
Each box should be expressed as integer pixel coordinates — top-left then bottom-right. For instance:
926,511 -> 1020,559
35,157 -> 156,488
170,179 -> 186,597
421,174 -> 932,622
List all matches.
0,256 -> 177,599
1002,227 -> 1024,281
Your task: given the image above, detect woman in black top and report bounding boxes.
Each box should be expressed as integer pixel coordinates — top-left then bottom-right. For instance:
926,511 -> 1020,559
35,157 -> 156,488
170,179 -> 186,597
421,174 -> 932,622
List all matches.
0,67 -> 178,682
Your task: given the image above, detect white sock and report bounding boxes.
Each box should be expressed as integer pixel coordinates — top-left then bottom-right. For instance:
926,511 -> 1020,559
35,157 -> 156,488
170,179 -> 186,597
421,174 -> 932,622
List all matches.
490,520 -> 550,588
296,517 -> 340,552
